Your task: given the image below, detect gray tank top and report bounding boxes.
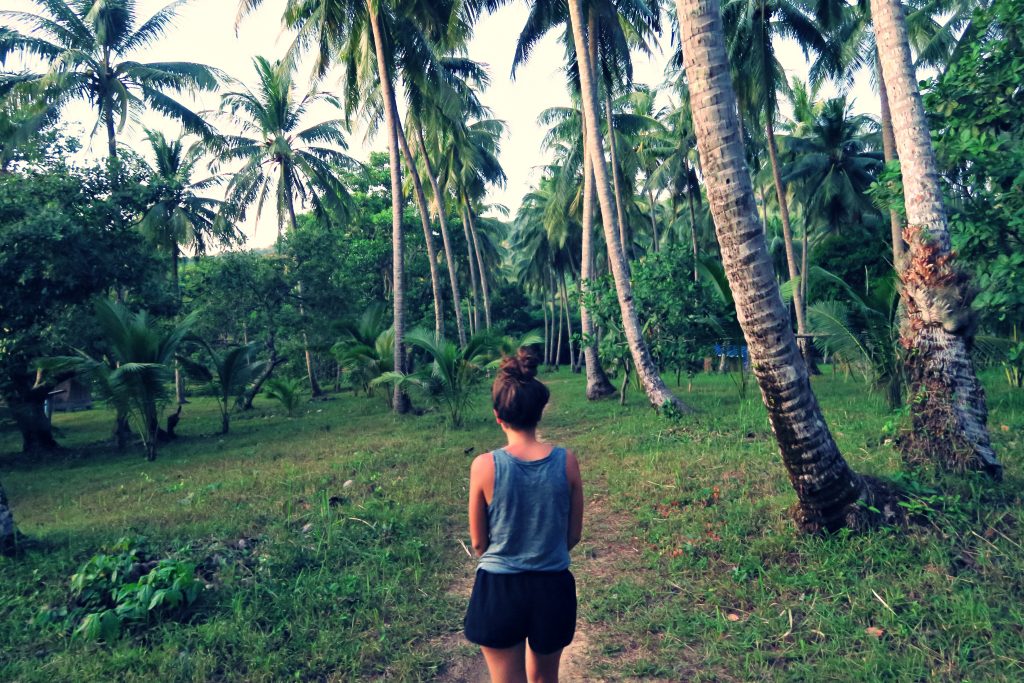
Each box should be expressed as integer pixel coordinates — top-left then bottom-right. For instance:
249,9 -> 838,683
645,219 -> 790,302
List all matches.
478,446 -> 571,574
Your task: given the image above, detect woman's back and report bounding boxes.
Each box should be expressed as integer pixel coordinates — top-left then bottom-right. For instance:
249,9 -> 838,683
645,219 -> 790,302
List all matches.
478,446 -> 571,574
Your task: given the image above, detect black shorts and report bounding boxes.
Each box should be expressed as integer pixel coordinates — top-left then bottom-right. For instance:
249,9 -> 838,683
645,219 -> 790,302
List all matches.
464,568 -> 577,655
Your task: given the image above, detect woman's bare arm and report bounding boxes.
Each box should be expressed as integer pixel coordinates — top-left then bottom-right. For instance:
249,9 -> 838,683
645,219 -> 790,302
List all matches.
468,453 -> 494,557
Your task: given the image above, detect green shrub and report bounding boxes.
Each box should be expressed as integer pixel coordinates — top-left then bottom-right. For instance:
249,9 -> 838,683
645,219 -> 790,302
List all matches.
35,538 -> 203,642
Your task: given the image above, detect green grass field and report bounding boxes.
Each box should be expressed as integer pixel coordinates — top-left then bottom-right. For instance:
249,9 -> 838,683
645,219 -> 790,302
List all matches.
2,369 -> 1022,681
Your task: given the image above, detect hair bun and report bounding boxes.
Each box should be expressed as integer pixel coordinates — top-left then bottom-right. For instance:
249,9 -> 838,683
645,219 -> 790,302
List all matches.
500,347 -> 539,381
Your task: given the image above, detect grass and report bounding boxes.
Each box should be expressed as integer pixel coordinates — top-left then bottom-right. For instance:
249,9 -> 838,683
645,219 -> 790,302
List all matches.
1,369 -> 1022,681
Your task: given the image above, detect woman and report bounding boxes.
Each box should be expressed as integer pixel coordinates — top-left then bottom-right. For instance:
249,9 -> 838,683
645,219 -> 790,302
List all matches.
464,348 -> 584,682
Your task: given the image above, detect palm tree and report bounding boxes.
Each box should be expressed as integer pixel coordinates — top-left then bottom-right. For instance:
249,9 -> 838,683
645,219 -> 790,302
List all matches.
673,0 -> 898,531
0,74 -> 60,173
869,0 -> 1001,477
0,0 -> 219,162
721,0 -> 841,369
245,0 -> 456,414
216,56 -> 355,398
780,94 -> 884,304
183,340 -> 266,434
139,130 -> 238,293
511,0 -> 687,410
42,299 -> 196,461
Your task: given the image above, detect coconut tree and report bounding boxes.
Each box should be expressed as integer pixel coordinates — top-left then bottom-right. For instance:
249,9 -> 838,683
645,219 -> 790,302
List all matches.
244,0 -> 456,413
506,0 -> 687,410
182,340 -> 266,434
216,56 -> 355,398
673,0 -> 899,531
0,0 -> 219,162
868,0 -> 1001,477
42,299 -> 196,461
720,0 -> 841,369
139,130 -> 238,293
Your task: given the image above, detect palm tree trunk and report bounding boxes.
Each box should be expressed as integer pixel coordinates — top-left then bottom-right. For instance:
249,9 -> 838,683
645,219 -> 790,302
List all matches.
871,0 -> 1001,477
396,119 -> 444,340
561,274 -> 577,370
674,0 -> 899,531
466,203 -> 492,330
876,57 -> 906,269
646,188 -> 660,252
766,121 -> 811,367
554,274 -> 564,369
104,96 -> 118,162
567,0 -> 689,412
461,205 -> 481,335
416,124 -> 466,346
285,193 -> 324,398
542,291 -> 550,366
0,479 -> 17,552
559,273 -> 577,373
688,186 -> 699,282
581,116 -> 616,399
605,93 -> 633,265
368,1 -> 409,414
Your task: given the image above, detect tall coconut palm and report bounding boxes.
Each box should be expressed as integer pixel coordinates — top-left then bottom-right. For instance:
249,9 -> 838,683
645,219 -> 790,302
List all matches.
674,0 -> 897,531
139,130 -> 239,294
780,94 -> 884,303
0,0 -> 219,162
869,0 -> 1001,477
245,0 -> 456,413
216,56 -> 355,398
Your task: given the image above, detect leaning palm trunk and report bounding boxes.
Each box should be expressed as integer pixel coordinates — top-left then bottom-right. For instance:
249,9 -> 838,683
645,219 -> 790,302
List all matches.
559,273 -> 577,372
605,94 -> 633,265
554,275 -> 564,369
461,205 -> 482,334
870,0 -> 1001,477
368,2 -> 409,413
580,121 -> 616,398
542,292 -> 551,365
396,120 -> 444,340
766,122 -> 812,367
876,56 -> 906,268
567,0 -> 689,412
675,0 -> 900,531
416,124 -> 467,346
465,204 -> 492,330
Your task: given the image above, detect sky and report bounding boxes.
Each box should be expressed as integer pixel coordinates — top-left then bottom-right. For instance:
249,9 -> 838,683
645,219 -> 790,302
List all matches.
5,0 -> 880,250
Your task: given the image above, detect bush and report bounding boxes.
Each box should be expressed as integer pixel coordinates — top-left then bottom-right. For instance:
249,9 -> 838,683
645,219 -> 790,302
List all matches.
35,538 -> 203,641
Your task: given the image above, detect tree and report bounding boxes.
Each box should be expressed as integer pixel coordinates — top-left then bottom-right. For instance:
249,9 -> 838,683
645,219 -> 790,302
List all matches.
184,340 -> 265,434
0,155 -> 163,453
558,0 -> 690,411
674,0 -> 898,531
870,0 -> 1002,477
0,0 -> 219,161
139,130 -> 239,293
721,0 -> 837,369
217,55 -> 354,398
43,299 -> 196,461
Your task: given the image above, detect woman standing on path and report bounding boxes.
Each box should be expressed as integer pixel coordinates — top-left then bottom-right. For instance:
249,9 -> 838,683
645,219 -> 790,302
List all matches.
464,349 -> 585,683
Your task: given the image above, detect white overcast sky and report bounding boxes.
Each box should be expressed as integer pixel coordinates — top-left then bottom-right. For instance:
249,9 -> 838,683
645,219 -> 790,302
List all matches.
5,0 -> 879,249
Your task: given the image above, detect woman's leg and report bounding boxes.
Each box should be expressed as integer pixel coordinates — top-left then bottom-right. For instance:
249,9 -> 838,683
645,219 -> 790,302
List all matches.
481,641 -> 528,683
525,646 -> 563,683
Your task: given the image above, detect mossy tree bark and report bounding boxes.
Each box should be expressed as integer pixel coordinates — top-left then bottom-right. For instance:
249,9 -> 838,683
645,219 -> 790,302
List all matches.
675,0 -> 902,531
871,0 -> 1001,478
